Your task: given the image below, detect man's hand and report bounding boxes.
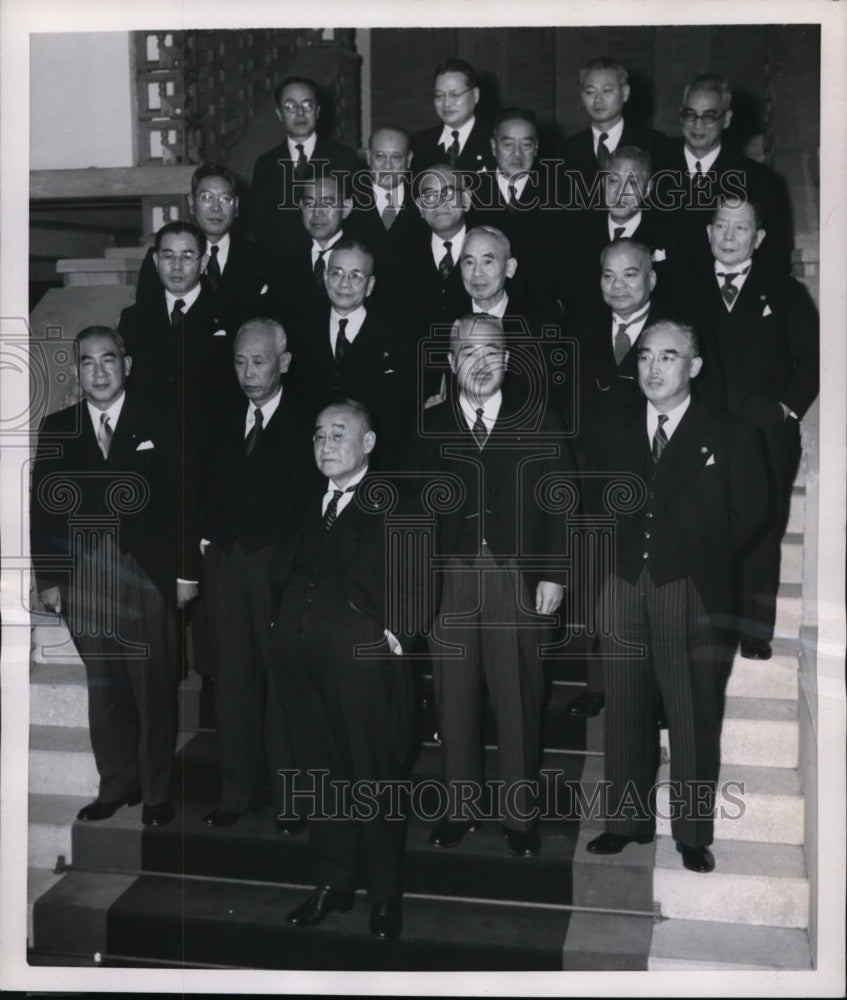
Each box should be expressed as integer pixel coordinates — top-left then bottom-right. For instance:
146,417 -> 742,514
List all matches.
177,581 -> 200,608
39,586 -> 62,613
535,580 -> 564,616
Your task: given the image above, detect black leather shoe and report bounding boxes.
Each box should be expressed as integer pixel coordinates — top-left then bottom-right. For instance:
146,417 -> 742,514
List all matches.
740,639 -> 772,660
203,808 -> 252,827
676,843 -> 715,873
286,885 -> 355,927
369,901 -> 402,940
428,819 -> 479,848
504,827 -> 541,857
566,691 -> 605,718
142,800 -> 174,827
76,792 -> 141,821
586,831 -> 654,854
275,816 -> 304,836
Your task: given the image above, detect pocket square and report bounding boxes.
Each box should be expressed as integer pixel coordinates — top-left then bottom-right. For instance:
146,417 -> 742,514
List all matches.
652,248 -> 667,262
259,284 -> 268,295
136,440 -> 155,451
762,304 -> 773,317
213,329 -> 227,337
705,453 -> 715,466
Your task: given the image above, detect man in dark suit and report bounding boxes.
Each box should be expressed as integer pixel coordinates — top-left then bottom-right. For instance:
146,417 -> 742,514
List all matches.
411,58 -> 496,174
118,220 -> 239,447
685,197 -> 819,659
412,314 -> 573,857
135,163 -> 273,331
289,238 -> 415,468
31,327 -> 200,827
248,76 -> 360,254
562,56 -> 669,209
199,318 -> 316,831
659,72 -> 793,279
270,400 -> 418,940
583,320 -> 768,872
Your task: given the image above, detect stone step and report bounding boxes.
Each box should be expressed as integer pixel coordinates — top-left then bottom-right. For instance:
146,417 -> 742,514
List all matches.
653,835 -> 808,928
725,640 -> 798,700
30,622 -> 83,666
29,725 -> 98,797
775,582 -> 802,638
649,918 -> 811,970
785,486 -> 806,534
780,532 -> 804,585
27,868 -> 66,948
655,763 -> 803,844
30,660 -> 88,728
28,793 -> 90,868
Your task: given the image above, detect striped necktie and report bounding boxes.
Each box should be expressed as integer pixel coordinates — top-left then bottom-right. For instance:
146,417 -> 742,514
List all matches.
651,413 -> 669,463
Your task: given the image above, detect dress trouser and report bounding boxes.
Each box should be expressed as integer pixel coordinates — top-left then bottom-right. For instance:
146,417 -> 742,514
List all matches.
430,547 -> 546,831
204,541 -> 294,814
71,547 -> 178,806
599,569 -> 728,847
272,612 -> 409,904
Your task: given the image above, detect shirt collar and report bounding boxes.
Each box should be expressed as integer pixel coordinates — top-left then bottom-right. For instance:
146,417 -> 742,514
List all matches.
611,302 -> 651,331
472,291 -> 508,318
458,388 -> 502,431
373,181 -> 405,210
647,393 -> 691,440
330,304 -> 367,342
247,386 -> 282,429
431,225 -> 466,261
327,463 -> 369,494
207,231 -> 231,270
496,171 -> 530,201
608,211 -> 642,240
87,390 -> 126,432
684,143 -> 721,173
312,230 -> 344,259
287,133 -> 317,160
439,115 -> 475,153
592,118 -> 624,152
165,283 -> 201,314
714,257 -> 753,277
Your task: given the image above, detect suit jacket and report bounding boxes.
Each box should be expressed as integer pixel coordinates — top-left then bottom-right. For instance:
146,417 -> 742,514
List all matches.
248,136 -> 361,254
199,389 -> 319,553
135,233 -> 274,334
288,303 -> 416,467
262,229 -> 343,329
30,392 -> 198,604
408,382 -> 574,594
584,394 -> 768,614
682,260 -> 819,420
411,118 -> 496,174
118,284 -> 240,443
563,120 -> 671,197
662,140 -> 794,279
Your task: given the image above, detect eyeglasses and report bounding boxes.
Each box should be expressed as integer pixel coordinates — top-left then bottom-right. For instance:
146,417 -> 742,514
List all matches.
418,185 -> 458,207
281,99 -> 317,113
636,350 -> 696,366
157,250 -> 200,263
434,87 -> 474,102
327,267 -> 372,284
196,191 -> 236,207
679,107 -> 727,126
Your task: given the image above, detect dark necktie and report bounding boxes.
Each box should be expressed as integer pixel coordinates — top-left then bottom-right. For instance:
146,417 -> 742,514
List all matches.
438,241 -> 454,282
294,142 -> 309,180
382,193 -> 396,229
323,485 -> 355,530
97,412 -> 113,459
597,132 -> 611,169
651,413 -> 669,463
717,267 -> 749,307
170,297 -> 185,328
205,244 -> 221,294
612,226 -> 626,240
693,160 -> 708,192
613,321 -> 631,365
245,407 -> 263,456
447,129 -> 460,165
335,317 -> 349,365
313,249 -> 327,286
508,180 -> 519,208
471,407 -> 487,448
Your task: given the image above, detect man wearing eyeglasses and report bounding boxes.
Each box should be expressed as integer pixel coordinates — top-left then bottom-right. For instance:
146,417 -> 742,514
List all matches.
410,59 -> 496,174
664,72 -> 792,276
288,238 -> 413,469
248,76 -> 360,255
135,163 -> 272,333
582,320 -> 767,874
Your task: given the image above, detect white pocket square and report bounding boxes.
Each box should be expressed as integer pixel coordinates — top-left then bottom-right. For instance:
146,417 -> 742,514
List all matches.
762,304 -> 773,317
136,440 -> 155,451
652,248 -> 667,262
259,284 -> 268,295
705,453 -> 715,466
213,329 -> 227,337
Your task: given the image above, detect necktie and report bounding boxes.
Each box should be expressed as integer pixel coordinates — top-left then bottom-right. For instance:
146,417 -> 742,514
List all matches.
381,193 -> 396,229
597,132 -> 611,169
335,317 -> 349,365
170,298 -> 185,328
294,142 -> 309,180
471,407 -> 488,448
245,407 -> 263,456
313,249 -> 327,286
693,160 -> 707,192
613,321 -> 631,365
651,413 -> 669,463
205,244 -> 221,294
447,129 -> 460,165
508,180 -> 519,208
612,226 -> 626,240
323,485 -> 355,530
717,267 -> 749,307
438,241 -> 454,282
97,412 -> 113,459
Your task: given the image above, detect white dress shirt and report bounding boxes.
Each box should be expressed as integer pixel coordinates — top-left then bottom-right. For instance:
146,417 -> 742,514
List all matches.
86,391 -> 126,438
647,394 -> 691,442
472,292 -> 509,318
593,118 -> 624,155
611,304 -> 651,352
330,305 -> 367,354
496,170 -> 530,203
312,230 -> 344,270
245,386 -> 282,437
373,182 -> 405,212
714,256 -> 753,311
608,210 -> 642,240
430,226 -> 466,268
165,283 -> 201,315
207,231 -> 231,273
439,116 -> 475,155
684,144 -> 721,174
287,133 -> 317,161
458,388 -> 502,435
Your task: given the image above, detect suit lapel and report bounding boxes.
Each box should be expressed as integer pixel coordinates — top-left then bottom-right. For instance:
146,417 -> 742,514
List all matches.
653,398 -> 716,499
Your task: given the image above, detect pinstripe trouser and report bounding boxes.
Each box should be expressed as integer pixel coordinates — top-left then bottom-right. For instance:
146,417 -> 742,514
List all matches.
599,569 -> 727,847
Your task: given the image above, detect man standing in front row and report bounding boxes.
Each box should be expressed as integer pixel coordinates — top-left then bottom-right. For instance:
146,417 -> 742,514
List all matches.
270,400 -> 419,940
584,321 -> 767,872
31,327 -> 199,827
